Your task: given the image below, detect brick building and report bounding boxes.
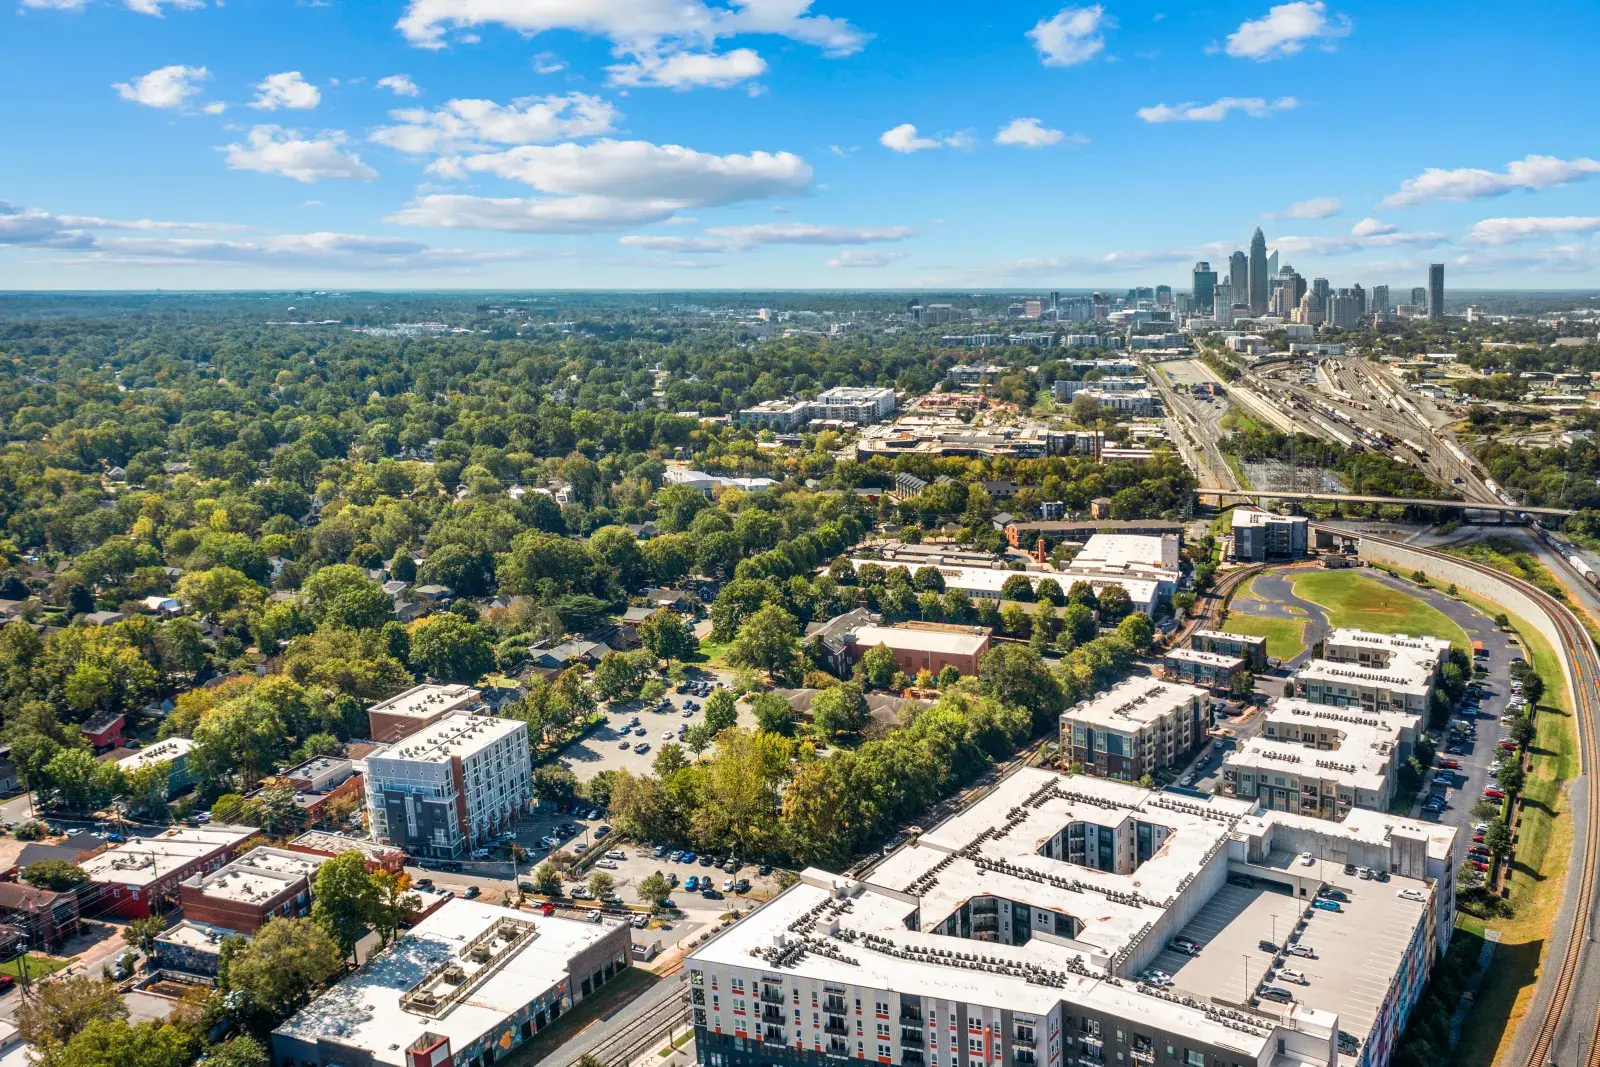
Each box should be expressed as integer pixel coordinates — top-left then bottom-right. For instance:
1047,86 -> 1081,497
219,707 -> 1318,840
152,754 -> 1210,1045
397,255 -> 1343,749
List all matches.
367,684 -> 485,744
178,846 -> 324,934
840,623 -> 991,679
80,823 -> 258,918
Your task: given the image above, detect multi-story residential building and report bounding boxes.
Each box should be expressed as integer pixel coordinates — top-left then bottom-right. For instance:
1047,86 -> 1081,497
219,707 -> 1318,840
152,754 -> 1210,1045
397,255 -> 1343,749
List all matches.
1229,509 -> 1308,562
739,388 -> 899,430
1161,648 -> 1247,691
365,715 -> 533,859
1060,675 -> 1210,780
273,899 -> 631,1067
1224,699 -> 1422,817
1323,630 -> 1450,674
687,769 -> 1455,1067
1050,376 -> 1148,400
368,684 -> 486,743
116,737 -> 194,798
1189,630 -> 1269,671
1294,659 -> 1435,716
947,364 -> 1004,386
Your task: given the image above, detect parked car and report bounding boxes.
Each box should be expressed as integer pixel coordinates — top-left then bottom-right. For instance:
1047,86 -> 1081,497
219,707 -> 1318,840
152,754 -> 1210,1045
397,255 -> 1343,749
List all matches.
701,888 -> 723,900
1483,787 -> 1506,799
1297,852 -> 1315,866
735,879 -> 751,893
685,875 -> 700,891
1287,944 -> 1316,959
1258,940 -> 1279,953
699,854 -> 715,866
1277,969 -> 1307,985
1259,987 -> 1294,1003
605,849 -> 626,860
596,859 -> 619,870
669,850 -> 684,862
570,887 -> 593,899
595,825 -> 611,838
681,850 -> 697,863
465,886 -> 481,899
1311,900 -> 1342,913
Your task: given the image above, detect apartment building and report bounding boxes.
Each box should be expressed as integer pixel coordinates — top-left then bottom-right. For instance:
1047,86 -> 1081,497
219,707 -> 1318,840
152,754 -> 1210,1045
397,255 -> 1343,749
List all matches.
1293,659 -> 1435,716
1229,510 -> 1308,562
364,714 -> 533,858
367,684 -> 486,743
178,845 -> 324,933
1189,630 -> 1269,671
1323,630 -> 1450,674
1224,699 -> 1423,817
1161,648 -> 1247,691
81,823 -> 259,918
1060,675 -> 1210,781
687,769 -> 1456,1067
116,737 -> 194,798
739,387 -> 897,430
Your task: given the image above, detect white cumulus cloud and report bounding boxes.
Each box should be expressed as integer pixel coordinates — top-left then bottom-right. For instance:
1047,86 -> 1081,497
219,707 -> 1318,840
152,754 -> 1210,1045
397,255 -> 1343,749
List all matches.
371,93 -> 619,155
1225,1 -> 1350,60
1350,217 -> 1395,237
880,123 -> 970,153
994,117 -> 1066,148
1137,96 -> 1297,123
607,48 -> 767,89
389,195 -> 684,234
222,126 -> 378,183
251,71 -> 322,110
1281,195 -> 1341,219
113,65 -> 210,110
1028,5 -> 1109,66
1383,155 -> 1600,208
1467,216 -> 1600,245
377,75 -> 422,97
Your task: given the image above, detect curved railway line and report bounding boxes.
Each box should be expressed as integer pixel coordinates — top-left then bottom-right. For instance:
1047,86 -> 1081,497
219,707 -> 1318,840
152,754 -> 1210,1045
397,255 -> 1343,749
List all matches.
1353,533 -> 1599,1067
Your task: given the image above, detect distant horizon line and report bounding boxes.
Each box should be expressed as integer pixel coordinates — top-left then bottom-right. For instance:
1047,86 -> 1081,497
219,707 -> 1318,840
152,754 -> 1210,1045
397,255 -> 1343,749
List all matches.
2,288 -> 1597,297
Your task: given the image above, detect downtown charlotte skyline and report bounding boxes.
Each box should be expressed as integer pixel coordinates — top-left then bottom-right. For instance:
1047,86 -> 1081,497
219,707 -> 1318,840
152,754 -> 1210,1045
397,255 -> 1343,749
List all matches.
2,0 -> 1600,290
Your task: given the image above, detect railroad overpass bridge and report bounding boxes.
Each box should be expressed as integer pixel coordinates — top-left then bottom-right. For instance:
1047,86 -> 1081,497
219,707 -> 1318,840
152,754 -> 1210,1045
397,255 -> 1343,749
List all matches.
1203,487 -> 1572,518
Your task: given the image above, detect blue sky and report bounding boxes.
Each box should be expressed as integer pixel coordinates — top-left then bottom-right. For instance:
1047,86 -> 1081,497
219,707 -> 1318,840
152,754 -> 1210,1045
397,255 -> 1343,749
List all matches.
3,0 -> 1600,291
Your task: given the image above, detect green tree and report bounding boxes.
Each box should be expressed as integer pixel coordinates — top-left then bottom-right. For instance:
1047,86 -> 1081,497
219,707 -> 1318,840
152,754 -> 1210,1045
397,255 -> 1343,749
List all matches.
937,664 -> 960,688
1228,670 -> 1256,700
204,1036 -> 271,1067
311,851 -> 376,962
409,613 -> 495,684
1116,612 -> 1154,651
45,748 -> 122,812
1096,585 -> 1133,620
532,862 -> 562,896
978,644 -> 1066,729
1000,574 -> 1035,601
727,604 -> 799,678
23,860 -> 88,891
369,870 -> 421,948
123,915 -> 168,955
750,691 -> 795,735
639,609 -> 697,662
637,872 -> 672,908
703,688 -> 739,735
15,976 -> 128,1047
857,644 -> 898,690
589,871 -> 616,899
49,1017 -> 199,1067
1484,818 -> 1512,859
225,917 -> 342,1020
302,565 -> 393,630
811,681 -> 868,738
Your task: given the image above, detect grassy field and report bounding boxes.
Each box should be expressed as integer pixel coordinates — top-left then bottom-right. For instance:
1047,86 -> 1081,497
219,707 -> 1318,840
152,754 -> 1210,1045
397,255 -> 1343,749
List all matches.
1447,537 -> 1600,648
1291,570 -> 1472,651
1220,613 -> 1307,661
1219,404 -> 1265,434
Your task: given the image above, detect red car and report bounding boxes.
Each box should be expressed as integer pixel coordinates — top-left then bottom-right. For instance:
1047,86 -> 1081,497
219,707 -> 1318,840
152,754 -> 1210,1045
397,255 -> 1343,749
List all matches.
1483,788 -> 1506,799
1499,741 -> 1517,751
1438,759 -> 1460,769
0,975 -> 13,993
1468,860 -> 1489,871
1472,833 -> 1486,842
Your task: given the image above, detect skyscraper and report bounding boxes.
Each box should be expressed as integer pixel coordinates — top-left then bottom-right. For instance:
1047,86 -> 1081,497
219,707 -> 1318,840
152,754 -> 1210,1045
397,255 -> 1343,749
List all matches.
1351,282 -> 1366,320
1428,264 -> 1445,320
1156,284 -> 1172,307
1411,287 -> 1427,308
1248,228 -> 1269,315
1192,262 -> 1217,316
1213,281 -> 1234,325
1229,251 -> 1248,300
1312,277 -> 1331,304
1372,285 -> 1391,316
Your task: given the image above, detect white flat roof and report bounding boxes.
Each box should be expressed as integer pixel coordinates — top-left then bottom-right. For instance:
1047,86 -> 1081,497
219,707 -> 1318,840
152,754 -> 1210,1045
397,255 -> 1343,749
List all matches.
83,824 -> 258,887
373,714 -> 525,765
1294,659 -> 1433,697
1325,629 -> 1451,665
1061,674 -> 1209,733
1070,532 -> 1180,572
848,624 -> 988,657
191,847 -> 321,904
368,684 -> 482,721
1226,700 -> 1416,793
1192,629 -> 1266,646
1165,648 -> 1246,668
116,737 -> 193,772
274,899 -> 622,1067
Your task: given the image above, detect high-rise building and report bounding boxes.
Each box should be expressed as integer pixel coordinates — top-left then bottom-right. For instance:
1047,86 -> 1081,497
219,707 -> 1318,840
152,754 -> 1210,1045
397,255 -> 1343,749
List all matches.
1229,250 -> 1248,298
1155,284 -> 1172,307
1428,264 -> 1445,320
1297,291 -> 1324,326
1312,277 -> 1331,303
1372,285 -> 1391,316
1212,281 -> 1233,324
1411,287 -> 1427,308
1248,228 -> 1269,314
1267,249 -> 1279,282
1351,282 -> 1366,320
1191,262 -> 1217,316
1049,291 -> 1060,312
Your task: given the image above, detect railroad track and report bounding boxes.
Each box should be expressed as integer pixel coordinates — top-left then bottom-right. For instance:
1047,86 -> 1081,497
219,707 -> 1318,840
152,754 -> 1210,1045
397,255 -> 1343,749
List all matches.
1353,534 -> 1599,1067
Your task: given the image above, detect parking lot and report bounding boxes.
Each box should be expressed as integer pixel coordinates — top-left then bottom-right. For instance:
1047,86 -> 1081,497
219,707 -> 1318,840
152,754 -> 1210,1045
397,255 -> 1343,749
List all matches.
559,671 -> 749,783
577,839 -> 786,914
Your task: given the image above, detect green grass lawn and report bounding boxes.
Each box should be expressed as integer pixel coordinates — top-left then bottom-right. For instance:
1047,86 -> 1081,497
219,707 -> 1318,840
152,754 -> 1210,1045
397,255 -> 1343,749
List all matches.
1220,613 -> 1307,662
0,954 -> 70,979
1290,570 -> 1471,651
1219,404 -> 1264,434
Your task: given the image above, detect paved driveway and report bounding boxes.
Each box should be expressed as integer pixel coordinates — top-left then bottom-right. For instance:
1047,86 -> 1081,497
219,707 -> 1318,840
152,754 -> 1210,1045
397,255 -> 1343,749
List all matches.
558,672 -> 741,783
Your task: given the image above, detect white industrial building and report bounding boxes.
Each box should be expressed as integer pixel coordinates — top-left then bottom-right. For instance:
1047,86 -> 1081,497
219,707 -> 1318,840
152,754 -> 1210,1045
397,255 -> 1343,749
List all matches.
687,769 -> 1455,1067
1059,533 -> 1182,616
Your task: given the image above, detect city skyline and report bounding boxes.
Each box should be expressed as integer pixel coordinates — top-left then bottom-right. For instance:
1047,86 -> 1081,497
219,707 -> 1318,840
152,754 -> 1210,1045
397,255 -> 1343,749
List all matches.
2,0 -> 1599,289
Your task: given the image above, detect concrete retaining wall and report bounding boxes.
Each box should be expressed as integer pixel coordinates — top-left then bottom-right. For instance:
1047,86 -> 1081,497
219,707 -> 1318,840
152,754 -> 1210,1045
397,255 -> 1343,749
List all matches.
1346,531 -> 1576,698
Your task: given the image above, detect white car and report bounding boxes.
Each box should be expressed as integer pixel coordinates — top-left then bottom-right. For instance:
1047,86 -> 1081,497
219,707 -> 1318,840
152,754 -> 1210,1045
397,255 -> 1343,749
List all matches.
1298,852 -> 1315,867
605,849 -> 626,860
1278,968 -> 1308,985
1397,888 -> 1428,902
595,859 -> 619,870
663,731 -> 676,740
1287,944 -> 1316,959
